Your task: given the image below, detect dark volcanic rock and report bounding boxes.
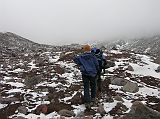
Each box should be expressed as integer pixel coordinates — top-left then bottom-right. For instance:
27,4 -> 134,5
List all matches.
111,78 -> 128,86
122,81 -> 139,93
17,106 -> 28,115
120,101 -> 160,119
58,109 -> 75,117
69,92 -> 84,105
155,65 -> 160,72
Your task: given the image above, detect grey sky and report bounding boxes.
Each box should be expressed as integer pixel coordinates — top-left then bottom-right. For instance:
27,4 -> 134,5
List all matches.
1,0 -> 160,45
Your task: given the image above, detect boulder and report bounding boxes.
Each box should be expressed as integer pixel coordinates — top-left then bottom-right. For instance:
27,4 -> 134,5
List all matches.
58,109 -> 75,117
155,65 -> 160,72
114,96 -> 124,102
111,78 -> 128,86
119,101 -> 160,119
109,102 -> 128,116
127,65 -> 134,71
35,104 -> 48,115
122,81 -> 139,93
17,106 -> 28,114
97,104 -> 106,116
105,60 -> 115,68
116,102 -> 128,112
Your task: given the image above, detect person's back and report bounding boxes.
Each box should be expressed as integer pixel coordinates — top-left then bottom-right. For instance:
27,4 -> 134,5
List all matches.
74,52 -> 99,77
73,45 -> 99,110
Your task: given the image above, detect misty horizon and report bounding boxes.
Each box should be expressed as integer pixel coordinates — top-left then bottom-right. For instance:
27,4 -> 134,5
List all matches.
1,0 -> 160,45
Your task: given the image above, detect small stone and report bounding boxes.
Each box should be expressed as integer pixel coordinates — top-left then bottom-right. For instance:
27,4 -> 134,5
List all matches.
114,96 -> 124,102
58,109 -> 75,117
17,106 -> 28,115
97,104 -> 106,116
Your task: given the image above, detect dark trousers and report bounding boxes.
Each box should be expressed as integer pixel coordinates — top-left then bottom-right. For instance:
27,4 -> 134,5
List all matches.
82,74 -> 97,103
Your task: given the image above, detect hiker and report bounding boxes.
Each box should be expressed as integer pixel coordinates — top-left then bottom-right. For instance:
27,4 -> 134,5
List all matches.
91,47 -> 107,92
73,44 -> 100,110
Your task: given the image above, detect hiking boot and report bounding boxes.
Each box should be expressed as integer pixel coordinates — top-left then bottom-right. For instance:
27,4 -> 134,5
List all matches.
90,101 -> 95,107
90,98 -> 96,107
85,103 -> 91,110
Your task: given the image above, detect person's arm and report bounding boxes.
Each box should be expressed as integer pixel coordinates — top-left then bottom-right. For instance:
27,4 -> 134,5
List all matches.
73,56 -> 81,65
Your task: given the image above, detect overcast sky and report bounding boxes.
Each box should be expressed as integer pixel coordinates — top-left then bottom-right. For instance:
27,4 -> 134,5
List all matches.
1,0 -> 160,45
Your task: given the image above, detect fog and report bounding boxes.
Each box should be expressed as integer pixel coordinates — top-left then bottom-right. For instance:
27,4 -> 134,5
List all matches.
1,0 -> 160,45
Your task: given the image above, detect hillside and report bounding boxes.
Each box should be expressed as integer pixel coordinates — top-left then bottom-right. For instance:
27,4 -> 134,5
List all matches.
0,32 -> 81,58
125,36 -> 160,64
97,35 -> 160,64
0,33 -> 160,119
0,32 -> 42,52
126,36 -> 160,55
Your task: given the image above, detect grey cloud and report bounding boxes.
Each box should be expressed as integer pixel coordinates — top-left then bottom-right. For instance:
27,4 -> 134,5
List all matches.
1,0 -> 160,45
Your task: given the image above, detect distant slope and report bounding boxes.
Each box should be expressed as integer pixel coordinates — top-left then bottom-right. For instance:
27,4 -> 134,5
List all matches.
0,32 -> 81,55
124,35 -> 160,56
123,36 -> 160,64
0,32 -> 46,52
96,35 -> 160,64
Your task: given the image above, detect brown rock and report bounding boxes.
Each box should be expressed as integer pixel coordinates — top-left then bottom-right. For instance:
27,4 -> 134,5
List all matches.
97,104 -> 106,116
35,104 -> 48,115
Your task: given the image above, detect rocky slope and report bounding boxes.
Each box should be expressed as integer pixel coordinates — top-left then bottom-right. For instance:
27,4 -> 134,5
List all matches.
0,32 -> 81,57
0,32 -> 160,119
124,35 -> 160,55
97,35 -> 160,64
0,32 -> 44,52
122,36 -> 160,64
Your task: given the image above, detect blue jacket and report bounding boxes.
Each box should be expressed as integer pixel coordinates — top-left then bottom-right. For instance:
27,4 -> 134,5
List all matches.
74,52 -> 100,77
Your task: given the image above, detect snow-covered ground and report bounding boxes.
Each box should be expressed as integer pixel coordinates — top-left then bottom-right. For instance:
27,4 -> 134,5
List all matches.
0,49 -> 160,119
